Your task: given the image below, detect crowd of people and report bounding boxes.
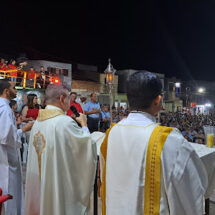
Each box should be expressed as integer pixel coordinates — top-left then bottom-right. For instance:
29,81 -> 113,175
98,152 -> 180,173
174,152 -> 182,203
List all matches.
65,87 -> 215,148
0,71 -> 214,215
8,86 -> 215,146
66,91 -> 130,132
112,106 -> 129,123
160,112 -> 215,144
1,56 -> 214,144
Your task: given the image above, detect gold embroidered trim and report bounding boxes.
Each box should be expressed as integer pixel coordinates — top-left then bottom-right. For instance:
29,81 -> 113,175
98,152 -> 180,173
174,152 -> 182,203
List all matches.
117,123 -> 157,128
33,131 -> 46,179
37,109 -> 65,121
144,126 -> 174,215
101,123 -> 116,215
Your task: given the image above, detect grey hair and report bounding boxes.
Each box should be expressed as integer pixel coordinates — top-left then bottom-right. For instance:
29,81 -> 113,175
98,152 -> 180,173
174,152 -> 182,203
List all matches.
45,83 -> 71,103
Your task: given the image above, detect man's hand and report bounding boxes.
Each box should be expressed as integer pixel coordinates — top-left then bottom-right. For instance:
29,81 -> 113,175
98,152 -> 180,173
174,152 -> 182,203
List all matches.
70,114 -> 76,119
16,116 -> 22,126
76,113 -> 87,127
22,122 -> 34,133
92,108 -> 100,114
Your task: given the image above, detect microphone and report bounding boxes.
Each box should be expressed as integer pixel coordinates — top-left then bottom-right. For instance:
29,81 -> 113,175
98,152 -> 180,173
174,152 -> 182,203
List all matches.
70,106 -> 80,117
70,106 -> 81,127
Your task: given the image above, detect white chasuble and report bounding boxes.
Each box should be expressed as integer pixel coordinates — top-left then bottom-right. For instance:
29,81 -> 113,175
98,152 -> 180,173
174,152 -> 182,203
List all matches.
24,105 -> 97,215
101,112 -> 208,215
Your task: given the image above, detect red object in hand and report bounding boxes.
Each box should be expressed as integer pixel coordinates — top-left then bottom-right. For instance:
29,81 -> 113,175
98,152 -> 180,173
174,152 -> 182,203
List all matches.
0,194 -> 12,203
0,188 -> 13,213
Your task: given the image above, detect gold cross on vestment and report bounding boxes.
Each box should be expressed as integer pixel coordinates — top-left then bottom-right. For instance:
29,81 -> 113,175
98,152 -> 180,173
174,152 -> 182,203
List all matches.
33,131 -> 46,179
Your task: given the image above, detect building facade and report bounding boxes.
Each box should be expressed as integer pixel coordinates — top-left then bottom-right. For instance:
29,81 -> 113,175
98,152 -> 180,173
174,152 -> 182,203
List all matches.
27,60 -> 72,87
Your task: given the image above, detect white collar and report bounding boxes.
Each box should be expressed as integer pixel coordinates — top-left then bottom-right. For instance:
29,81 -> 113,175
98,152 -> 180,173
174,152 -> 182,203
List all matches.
128,112 -> 156,122
119,112 -> 157,127
46,105 -> 63,112
0,97 -> 10,105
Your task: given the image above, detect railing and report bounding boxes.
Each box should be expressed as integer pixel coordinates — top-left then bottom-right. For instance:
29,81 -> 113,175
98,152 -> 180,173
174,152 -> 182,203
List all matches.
0,69 -> 56,89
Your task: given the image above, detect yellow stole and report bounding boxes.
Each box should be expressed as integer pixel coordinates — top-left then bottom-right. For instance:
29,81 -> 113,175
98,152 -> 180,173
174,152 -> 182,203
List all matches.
100,125 -> 173,215
37,108 -> 65,121
100,123 -> 116,215
144,126 -> 173,215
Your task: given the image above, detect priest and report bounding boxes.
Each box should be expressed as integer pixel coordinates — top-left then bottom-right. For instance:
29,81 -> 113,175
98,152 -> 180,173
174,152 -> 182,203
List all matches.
0,80 -> 33,215
101,71 -> 208,215
24,83 -> 97,215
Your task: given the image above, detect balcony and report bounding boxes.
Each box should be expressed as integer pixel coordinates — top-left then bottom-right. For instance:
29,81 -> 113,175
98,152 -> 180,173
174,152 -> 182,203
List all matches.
0,69 -> 60,89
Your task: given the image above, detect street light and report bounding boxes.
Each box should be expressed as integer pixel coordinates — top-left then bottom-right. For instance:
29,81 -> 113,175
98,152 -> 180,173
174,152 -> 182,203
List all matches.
104,58 -> 116,124
205,103 -> 212,107
175,82 -> 181,98
175,82 -> 181,88
198,88 -> 205,93
197,88 -> 206,106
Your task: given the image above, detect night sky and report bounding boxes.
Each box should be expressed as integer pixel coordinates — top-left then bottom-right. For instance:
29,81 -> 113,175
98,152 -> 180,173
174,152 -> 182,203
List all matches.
1,1 -> 215,81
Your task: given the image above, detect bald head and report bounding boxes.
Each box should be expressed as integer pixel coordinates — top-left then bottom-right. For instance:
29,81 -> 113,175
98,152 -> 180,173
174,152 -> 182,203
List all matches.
45,83 -> 71,112
45,83 -> 70,103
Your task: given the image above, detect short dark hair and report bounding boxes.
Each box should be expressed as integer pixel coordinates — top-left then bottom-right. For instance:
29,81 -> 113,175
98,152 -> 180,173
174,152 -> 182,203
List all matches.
70,92 -> 77,96
90,92 -> 96,97
0,80 -> 11,95
126,71 -> 162,110
9,59 -> 16,64
9,99 -> 17,108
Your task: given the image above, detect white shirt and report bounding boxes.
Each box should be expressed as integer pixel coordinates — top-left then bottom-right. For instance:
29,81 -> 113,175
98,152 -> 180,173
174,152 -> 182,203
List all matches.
0,97 -> 24,215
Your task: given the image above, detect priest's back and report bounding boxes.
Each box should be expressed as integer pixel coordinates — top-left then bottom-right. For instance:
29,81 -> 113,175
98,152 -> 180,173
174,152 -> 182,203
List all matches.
103,112 -> 208,215
24,105 -> 97,215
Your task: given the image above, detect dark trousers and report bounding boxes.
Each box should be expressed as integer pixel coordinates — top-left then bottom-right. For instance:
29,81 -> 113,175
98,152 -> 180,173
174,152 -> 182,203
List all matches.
100,121 -> 110,132
87,117 -> 99,133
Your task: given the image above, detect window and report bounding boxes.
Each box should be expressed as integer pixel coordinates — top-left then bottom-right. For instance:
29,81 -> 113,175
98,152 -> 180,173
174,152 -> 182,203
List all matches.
47,67 -> 68,77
